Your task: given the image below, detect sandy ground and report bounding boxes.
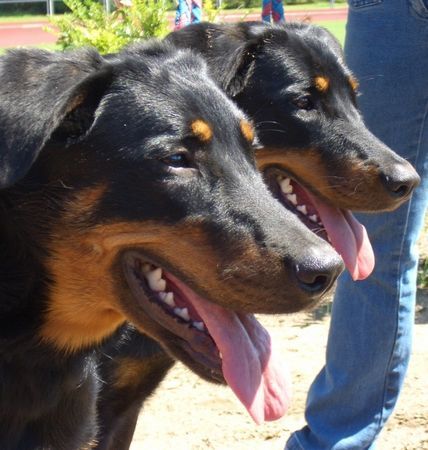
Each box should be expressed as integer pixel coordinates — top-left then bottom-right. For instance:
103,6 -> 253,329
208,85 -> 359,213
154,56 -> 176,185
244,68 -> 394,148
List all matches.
130,220 -> 428,449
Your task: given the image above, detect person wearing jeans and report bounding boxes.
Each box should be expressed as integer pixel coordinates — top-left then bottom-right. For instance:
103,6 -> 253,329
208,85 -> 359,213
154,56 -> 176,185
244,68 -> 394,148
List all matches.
285,0 -> 428,448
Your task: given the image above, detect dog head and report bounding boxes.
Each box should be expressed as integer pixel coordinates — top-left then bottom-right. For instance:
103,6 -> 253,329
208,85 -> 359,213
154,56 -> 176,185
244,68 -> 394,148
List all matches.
167,21 -> 420,280
0,43 -> 344,422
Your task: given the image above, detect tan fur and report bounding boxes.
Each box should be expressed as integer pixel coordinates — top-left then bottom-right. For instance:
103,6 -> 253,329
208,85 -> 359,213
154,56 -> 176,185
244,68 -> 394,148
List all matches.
240,119 -> 255,143
349,76 -> 359,92
190,119 -> 213,142
314,76 -> 329,93
256,146 -> 382,210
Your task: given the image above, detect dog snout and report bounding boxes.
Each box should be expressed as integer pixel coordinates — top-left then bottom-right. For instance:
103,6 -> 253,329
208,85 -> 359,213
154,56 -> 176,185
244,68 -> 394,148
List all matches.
291,247 -> 344,297
380,160 -> 420,201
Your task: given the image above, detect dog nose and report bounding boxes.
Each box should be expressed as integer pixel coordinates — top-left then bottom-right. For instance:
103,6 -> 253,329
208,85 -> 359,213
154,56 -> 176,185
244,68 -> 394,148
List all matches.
380,162 -> 420,200
293,251 -> 343,296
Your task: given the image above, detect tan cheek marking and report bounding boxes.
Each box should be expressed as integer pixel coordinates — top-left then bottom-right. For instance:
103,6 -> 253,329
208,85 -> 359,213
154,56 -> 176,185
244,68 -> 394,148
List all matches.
190,119 -> 213,142
256,146 -> 382,210
240,119 -> 255,143
314,76 -> 330,93
39,220 -> 222,354
349,76 -> 359,92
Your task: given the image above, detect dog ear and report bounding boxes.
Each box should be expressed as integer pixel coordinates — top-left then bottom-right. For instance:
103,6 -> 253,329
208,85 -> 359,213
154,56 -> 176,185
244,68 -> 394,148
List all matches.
221,29 -> 276,98
48,66 -> 114,146
0,50 -> 112,189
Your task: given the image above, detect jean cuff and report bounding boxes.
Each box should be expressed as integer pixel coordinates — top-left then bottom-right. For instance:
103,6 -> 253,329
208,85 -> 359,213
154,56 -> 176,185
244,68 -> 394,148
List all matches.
285,434 -> 304,450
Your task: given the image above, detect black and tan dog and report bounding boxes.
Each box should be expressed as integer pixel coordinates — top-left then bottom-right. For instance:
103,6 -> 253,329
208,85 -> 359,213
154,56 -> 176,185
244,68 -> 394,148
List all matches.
165,21 -> 420,279
94,22 -> 421,449
0,40 -> 346,449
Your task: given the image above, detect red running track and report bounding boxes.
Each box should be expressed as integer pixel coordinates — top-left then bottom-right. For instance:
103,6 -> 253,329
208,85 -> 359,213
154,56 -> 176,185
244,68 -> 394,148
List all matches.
0,7 -> 347,48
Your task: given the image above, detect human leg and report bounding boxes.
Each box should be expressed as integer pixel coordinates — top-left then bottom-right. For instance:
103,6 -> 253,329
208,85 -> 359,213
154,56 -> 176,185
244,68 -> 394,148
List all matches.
262,0 -> 273,23
286,1 -> 428,448
174,0 -> 192,30
272,0 -> 285,23
191,0 -> 202,24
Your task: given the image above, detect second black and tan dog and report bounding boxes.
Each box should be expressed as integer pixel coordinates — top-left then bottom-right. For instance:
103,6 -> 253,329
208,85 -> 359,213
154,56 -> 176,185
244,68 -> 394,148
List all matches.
94,22 -> 421,449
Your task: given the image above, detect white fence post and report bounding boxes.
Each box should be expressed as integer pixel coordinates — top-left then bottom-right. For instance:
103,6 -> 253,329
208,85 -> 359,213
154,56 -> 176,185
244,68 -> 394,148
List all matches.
47,0 -> 54,15
103,0 -> 112,13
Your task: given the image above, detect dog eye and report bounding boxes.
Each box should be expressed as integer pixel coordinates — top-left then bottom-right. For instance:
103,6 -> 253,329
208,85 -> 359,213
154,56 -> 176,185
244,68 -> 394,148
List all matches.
162,153 -> 191,168
292,96 -> 315,111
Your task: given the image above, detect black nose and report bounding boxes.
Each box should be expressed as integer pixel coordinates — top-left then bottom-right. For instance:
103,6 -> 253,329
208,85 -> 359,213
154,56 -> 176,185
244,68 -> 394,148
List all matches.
294,252 -> 343,296
380,162 -> 420,199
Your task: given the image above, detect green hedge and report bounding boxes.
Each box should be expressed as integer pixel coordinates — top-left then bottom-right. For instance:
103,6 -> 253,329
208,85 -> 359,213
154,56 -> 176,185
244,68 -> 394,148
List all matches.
51,0 -> 169,53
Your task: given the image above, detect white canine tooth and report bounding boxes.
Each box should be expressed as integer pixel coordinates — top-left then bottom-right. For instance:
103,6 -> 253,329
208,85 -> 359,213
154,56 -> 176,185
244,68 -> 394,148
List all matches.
287,193 -> 297,205
146,268 -> 165,291
163,292 -> 175,307
309,214 -> 319,223
174,307 -> 190,321
296,204 -> 308,215
148,267 -> 162,280
153,279 -> 166,292
193,321 -> 205,331
280,177 -> 293,194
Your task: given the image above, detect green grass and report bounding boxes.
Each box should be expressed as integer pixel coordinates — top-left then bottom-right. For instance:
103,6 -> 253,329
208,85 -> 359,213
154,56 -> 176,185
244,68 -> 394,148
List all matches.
0,14 -> 49,23
0,43 -> 59,54
315,20 -> 346,44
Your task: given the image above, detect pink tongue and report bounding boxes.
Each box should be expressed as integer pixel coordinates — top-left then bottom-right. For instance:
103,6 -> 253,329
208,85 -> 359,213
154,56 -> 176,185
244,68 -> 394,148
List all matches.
172,276 -> 291,424
311,197 -> 375,280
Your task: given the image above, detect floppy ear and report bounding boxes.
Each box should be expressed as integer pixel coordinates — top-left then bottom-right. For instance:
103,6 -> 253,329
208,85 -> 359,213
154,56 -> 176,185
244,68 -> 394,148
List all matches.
221,29 -> 276,98
221,40 -> 260,98
48,66 -> 114,146
0,49 -> 111,189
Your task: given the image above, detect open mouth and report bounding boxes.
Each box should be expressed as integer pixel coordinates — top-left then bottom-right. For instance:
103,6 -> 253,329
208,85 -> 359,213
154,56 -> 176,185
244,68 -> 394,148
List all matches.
265,168 -> 375,281
123,251 -> 291,424
276,174 -> 328,239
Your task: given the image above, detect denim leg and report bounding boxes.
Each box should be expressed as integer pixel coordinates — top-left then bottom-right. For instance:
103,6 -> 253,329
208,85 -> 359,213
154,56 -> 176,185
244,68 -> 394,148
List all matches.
286,1 -> 428,449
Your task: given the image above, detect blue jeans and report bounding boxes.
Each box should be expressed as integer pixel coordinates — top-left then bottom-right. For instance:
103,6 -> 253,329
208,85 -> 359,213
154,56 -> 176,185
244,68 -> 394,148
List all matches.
285,1 -> 428,449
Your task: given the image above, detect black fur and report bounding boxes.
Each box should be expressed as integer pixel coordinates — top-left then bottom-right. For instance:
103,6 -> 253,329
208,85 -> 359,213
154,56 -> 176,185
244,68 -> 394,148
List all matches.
93,22 -> 422,449
0,41 -> 342,449
165,21 -> 420,212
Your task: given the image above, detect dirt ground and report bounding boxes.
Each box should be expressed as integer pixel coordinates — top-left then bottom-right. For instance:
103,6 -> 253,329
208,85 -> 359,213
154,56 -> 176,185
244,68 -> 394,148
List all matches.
130,234 -> 428,450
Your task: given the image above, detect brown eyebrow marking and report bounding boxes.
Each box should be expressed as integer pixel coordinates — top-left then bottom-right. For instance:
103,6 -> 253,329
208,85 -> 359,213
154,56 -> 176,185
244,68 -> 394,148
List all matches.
240,119 -> 255,143
349,76 -> 359,92
190,119 -> 213,142
314,76 -> 330,93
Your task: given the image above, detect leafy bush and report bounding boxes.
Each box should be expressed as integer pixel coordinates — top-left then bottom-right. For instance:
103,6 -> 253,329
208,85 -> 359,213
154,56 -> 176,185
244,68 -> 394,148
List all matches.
50,0 -> 169,54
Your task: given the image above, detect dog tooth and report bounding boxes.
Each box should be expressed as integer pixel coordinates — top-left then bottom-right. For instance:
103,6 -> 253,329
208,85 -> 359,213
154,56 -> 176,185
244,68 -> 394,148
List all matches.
146,268 -> 165,291
193,321 -> 205,331
174,307 -> 190,321
280,177 -> 293,194
163,292 -> 175,307
146,267 -> 162,280
296,205 -> 308,215
286,193 -> 297,205
147,277 -> 166,292
309,214 -> 319,223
